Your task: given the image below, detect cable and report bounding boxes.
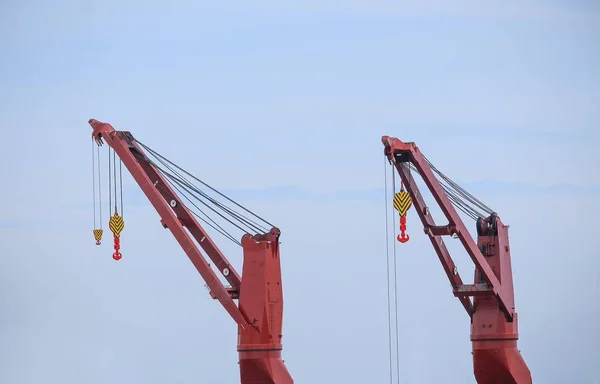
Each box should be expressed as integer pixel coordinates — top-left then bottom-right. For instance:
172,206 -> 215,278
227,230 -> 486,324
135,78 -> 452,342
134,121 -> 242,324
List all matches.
142,143 -> 271,233
119,160 -> 124,217
92,138 -> 96,229
384,157 -> 394,384
113,149 -> 117,211
136,139 -> 274,230
406,160 -> 492,221
153,159 -> 265,234
161,169 -> 251,235
108,147 -> 112,218
98,144 -> 102,226
129,138 -> 272,245
143,154 -> 246,245
169,179 -> 241,245
422,156 -> 493,215
143,146 -> 270,235
391,168 -> 400,384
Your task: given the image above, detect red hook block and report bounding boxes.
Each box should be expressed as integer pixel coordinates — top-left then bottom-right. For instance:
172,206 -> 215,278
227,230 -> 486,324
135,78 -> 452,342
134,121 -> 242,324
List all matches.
112,236 -> 122,261
397,216 -> 410,243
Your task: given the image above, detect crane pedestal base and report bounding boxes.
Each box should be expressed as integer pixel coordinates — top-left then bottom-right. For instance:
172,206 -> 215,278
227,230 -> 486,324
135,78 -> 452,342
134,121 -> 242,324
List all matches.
473,342 -> 532,384
238,349 -> 293,384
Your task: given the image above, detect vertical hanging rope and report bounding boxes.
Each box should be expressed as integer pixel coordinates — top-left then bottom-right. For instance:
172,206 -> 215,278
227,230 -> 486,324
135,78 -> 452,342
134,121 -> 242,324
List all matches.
98,143 -> 102,232
108,146 -> 112,218
92,139 -> 103,245
391,167 -> 400,384
119,159 -> 124,218
113,149 -> 117,210
107,146 -> 124,261
385,159 -> 404,384
92,138 -> 96,230
384,157 -> 394,384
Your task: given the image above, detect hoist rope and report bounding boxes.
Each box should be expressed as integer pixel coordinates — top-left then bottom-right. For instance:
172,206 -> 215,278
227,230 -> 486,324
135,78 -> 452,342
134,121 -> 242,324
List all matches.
161,167 -> 252,236
391,167 -> 400,384
424,155 -> 492,214
98,144 -> 102,226
150,155 -> 265,235
108,147 -> 112,216
169,179 -> 242,245
131,138 -> 275,246
137,140 -> 273,232
384,157 -> 394,384
119,159 -> 124,217
91,139 -> 104,245
384,159 -> 403,384
92,138 -> 97,229
113,149 -> 118,210
405,157 -> 494,221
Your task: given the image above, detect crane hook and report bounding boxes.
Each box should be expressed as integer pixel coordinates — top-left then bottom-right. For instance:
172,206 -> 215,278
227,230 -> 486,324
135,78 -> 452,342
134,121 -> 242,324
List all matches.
109,209 -> 125,261
393,190 -> 412,244
93,229 -> 103,245
397,233 -> 410,243
397,216 -> 410,243
112,236 -> 122,261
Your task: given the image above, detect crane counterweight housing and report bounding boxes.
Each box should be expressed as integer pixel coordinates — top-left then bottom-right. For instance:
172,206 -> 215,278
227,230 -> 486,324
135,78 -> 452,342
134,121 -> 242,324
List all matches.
382,136 -> 532,384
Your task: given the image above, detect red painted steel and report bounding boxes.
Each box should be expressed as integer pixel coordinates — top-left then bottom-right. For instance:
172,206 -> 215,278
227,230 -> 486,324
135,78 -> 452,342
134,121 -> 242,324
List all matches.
89,119 -> 293,384
238,229 -> 293,384
382,136 -> 532,384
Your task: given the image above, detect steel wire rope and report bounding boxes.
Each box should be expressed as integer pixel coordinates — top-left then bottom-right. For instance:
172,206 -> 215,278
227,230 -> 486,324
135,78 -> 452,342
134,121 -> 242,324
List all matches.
159,167 -> 250,234
143,155 -> 243,244
119,159 -> 124,217
384,157 -> 394,384
157,165 -> 255,236
168,178 -> 241,245
446,192 -> 480,220
108,147 -> 112,218
141,143 -> 270,233
391,167 -> 401,384
140,144 -> 269,234
113,149 -> 118,212
435,171 -> 490,216
407,163 -> 487,220
436,176 -> 487,219
145,151 -> 267,235
92,138 -> 97,229
422,156 -> 493,215
98,144 -> 102,226
136,139 -> 274,229
438,178 -> 483,219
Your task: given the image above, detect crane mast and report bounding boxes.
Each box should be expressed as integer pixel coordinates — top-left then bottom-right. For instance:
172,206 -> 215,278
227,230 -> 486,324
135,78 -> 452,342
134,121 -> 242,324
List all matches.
89,119 -> 293,384
382,136 -> 532,384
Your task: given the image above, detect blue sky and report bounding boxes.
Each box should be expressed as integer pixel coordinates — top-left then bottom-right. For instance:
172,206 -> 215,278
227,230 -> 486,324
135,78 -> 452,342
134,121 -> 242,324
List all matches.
1,1 -> 599,383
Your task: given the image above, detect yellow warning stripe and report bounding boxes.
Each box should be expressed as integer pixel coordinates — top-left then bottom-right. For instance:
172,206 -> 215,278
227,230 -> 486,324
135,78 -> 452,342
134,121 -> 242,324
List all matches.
393,191 -> 412,217
93,229 -> 103,241
109,214 -> 125,237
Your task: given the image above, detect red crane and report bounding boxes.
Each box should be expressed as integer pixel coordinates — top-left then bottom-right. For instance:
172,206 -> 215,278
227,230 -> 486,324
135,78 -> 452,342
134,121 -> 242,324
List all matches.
89,119 -> 293,384
382,136 -> 532,383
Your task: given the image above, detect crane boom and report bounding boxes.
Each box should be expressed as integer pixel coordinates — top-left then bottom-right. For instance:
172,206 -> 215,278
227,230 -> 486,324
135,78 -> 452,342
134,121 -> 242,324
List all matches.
382,136 -> 532,384
90,119 -> 293,384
